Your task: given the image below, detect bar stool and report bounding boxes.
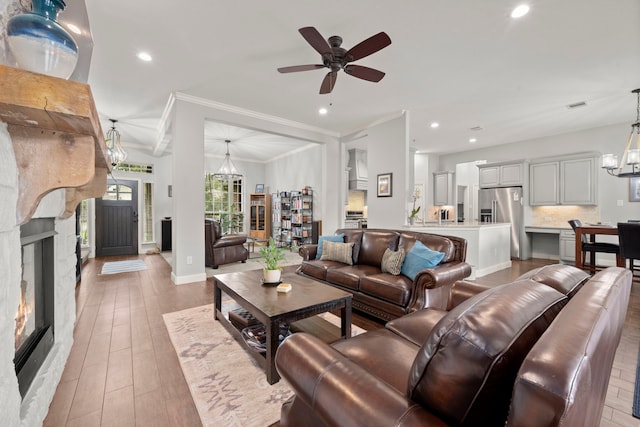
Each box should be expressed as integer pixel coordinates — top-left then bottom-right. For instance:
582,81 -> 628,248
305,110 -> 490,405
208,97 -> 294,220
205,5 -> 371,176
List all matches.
617,222 -> 640,282
568,219 -> 620,274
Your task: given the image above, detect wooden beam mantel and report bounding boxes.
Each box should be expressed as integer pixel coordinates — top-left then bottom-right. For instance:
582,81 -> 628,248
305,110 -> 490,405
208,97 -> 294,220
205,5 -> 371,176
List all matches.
0,65 -> 110,224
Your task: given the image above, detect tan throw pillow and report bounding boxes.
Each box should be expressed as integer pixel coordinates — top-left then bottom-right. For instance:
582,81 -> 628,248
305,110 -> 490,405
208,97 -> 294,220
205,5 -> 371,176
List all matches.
320,241 -> 355,265
381,248 -> 406,275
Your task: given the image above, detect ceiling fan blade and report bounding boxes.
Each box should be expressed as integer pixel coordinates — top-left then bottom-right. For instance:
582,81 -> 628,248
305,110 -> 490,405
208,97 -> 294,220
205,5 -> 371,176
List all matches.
345,32 -> 391,62
319,71 -> 338,94
344,65 -> 386,82
299,27 -> 332,56
278,64 -> 325,73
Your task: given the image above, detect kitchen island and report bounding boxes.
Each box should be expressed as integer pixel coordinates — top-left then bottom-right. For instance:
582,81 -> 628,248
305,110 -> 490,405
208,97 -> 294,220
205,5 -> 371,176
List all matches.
405,222 -> 511,279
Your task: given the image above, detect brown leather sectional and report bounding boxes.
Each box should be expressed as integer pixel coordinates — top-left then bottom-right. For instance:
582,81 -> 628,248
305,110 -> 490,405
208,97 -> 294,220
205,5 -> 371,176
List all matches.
297,228 -> 473,321
276,264 -> 632,427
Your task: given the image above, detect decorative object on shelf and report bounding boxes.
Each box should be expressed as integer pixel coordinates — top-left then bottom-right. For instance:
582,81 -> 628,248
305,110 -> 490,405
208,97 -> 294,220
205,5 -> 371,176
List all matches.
105,119 -> 127,167
214,139 -> 242,179
255,183 -> 264,193
602,88 -> 640,177
6,0 -> 78,79
377,172 -> 392,197
260,237 -> 286,284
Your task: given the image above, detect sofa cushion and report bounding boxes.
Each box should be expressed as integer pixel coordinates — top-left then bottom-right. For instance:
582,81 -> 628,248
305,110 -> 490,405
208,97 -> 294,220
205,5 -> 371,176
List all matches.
408,280 -> 568,426
326,265 -> 382,291
359,273 -> 413,306
358,230 -> 400,266
315,234 -> 345,259
517,264 -> 589,298
399,232 -> 456,263
381,248 -> 405,275
298,259 -> 346,281
400,241 -> 445,280
320,241 -> 354,265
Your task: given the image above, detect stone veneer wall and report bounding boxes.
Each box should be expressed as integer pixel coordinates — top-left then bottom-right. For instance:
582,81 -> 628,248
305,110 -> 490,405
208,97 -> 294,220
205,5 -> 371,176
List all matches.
0,122 -> 77,425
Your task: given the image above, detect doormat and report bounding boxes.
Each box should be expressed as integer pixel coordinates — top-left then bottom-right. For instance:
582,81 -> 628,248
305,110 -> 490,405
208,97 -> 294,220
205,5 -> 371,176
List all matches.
100,259 -> 147,275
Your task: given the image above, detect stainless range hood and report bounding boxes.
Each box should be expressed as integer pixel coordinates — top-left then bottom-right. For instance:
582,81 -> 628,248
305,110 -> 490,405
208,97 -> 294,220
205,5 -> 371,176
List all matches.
348,149 -> 368,190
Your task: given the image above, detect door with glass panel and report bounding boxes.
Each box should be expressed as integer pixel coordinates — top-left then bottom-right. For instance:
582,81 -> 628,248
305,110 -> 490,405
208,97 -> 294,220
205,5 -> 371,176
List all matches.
95,179 -> 138,256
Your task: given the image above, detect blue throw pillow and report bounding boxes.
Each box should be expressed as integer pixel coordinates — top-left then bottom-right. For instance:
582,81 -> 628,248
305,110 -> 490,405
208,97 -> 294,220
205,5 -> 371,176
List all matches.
316,234 -> 345,259
400,240 -> 445,280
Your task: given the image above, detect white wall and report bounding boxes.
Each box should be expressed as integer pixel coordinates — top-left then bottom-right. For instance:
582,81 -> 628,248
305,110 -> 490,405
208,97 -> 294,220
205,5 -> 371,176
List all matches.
363,113 -> 410,228
438,122 -> 639,224
265,144 -> 324,218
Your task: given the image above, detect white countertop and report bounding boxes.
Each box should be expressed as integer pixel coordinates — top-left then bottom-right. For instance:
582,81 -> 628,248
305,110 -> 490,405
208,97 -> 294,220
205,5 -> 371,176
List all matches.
406,222 -> 511,229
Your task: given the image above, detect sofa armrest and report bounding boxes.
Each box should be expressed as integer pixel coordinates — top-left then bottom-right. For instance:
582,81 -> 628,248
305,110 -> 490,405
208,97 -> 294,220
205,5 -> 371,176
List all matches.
447,280 -> 492,310
408,261 -> 473,311
298,244 -> 318,261
276,333 -> 445,427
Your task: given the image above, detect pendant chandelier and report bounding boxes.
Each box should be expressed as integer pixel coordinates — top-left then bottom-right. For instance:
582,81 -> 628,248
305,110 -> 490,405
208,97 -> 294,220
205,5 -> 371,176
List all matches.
213,139 -> 242,179
602,88 -> 640,177
105,119 -> 127,167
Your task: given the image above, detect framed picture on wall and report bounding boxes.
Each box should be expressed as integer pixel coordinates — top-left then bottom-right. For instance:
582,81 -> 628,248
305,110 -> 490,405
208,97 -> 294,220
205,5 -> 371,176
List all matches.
629,177 -> 640,202
255,184 -> 264,193
377,173 -> 392,197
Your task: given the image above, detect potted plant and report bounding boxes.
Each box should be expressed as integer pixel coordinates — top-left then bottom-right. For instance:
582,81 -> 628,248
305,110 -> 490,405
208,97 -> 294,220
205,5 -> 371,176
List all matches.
260,237 -> 286,283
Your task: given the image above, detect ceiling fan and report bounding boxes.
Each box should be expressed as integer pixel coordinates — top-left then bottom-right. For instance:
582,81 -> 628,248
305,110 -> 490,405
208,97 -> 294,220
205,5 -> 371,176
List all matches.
277,27 -> 391,94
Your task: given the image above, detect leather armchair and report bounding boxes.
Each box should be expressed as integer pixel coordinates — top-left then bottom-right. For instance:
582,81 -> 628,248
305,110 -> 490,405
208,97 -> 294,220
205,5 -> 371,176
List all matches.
204,219 -> 248,268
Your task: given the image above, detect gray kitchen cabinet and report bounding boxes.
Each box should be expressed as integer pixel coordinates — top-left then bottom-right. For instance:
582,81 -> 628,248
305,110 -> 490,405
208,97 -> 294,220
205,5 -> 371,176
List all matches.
478,162 -> 525,188
433,171 -> 454,206
559,229 -> 576,264
530,162 -> 559,205
530,154 -> 597,206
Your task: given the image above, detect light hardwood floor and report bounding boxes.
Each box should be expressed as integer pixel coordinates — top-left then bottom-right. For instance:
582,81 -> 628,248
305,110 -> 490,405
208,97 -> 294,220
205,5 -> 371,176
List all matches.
44,255 -> 640,426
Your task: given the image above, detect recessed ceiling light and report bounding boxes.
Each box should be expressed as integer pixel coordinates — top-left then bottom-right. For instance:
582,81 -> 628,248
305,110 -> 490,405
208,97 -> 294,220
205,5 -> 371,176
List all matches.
430,122 -> 439,129
318,108 -> 328,115
137,51 -> 153,62
67,24 -> 81,35
469,138 -> 477,143
511,4 -> 530,18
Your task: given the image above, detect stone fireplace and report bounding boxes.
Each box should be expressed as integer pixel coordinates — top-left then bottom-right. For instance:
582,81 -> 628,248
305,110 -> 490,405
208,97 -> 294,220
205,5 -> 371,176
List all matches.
0,123 -> 78,426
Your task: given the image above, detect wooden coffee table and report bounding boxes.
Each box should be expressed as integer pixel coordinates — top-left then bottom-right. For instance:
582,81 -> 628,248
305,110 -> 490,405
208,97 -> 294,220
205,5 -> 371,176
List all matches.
213,265 -> 353,384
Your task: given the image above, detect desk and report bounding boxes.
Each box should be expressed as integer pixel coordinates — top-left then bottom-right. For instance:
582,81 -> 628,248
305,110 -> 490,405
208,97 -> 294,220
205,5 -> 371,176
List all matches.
574,225 -> 624,269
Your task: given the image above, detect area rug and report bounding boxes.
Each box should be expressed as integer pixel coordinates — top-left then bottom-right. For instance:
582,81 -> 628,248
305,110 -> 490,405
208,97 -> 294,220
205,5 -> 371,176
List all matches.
163,304 -> 367,426
100,259 -> 147,275
163,304 -> 292,427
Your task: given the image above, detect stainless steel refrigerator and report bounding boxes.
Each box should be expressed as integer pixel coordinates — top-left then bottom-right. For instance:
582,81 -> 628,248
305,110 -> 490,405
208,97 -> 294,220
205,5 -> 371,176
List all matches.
478,186 -> 524,259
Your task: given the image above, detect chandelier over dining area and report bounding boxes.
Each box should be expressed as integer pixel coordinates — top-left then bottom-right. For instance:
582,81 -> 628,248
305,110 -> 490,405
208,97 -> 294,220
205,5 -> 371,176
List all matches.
601,88 -> 640,178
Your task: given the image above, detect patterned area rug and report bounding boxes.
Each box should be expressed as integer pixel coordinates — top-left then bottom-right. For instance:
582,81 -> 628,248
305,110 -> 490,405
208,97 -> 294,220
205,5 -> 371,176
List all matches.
100,259 -> 147,274
163,304 -> 292,427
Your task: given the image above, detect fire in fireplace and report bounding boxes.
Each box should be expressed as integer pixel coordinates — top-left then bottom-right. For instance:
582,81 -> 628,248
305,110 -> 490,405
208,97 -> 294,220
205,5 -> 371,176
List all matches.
14,218 -> 55,399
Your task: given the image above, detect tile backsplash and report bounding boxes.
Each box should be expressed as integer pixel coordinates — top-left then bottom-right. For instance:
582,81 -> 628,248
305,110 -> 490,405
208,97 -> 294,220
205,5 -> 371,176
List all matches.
530,205 -> 600,227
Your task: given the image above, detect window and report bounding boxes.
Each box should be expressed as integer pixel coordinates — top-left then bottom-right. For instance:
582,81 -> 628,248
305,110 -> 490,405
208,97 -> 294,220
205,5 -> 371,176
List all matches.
79,200 -> 89,246
113,162 -> 154,174
204,173 -> 244,234
103,183 -> 133,201
143,183 -> 154,243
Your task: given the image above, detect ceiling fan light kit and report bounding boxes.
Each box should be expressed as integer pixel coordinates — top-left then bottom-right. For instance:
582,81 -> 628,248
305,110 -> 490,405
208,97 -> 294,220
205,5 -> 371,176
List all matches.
602,88 -> 640,178
278,27 -> 391,94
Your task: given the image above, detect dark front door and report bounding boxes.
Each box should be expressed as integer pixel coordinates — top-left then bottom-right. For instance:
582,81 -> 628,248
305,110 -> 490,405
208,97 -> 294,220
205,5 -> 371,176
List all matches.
96,179 -> 138,257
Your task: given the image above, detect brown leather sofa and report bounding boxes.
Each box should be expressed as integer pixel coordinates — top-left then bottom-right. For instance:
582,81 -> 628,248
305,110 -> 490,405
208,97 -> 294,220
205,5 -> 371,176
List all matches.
297,229 -> 472,321
204,219 -> 248,269
276,265 -> 632,427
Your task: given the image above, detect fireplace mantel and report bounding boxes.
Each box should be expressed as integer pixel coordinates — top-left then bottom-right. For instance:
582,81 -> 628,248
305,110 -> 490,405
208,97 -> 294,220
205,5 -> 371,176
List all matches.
0,65 -> 110,225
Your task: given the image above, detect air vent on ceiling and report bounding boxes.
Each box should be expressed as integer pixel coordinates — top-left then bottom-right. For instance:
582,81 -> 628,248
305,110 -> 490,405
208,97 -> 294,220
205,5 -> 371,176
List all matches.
567,101 -> 587,109
469,126 -> 483,131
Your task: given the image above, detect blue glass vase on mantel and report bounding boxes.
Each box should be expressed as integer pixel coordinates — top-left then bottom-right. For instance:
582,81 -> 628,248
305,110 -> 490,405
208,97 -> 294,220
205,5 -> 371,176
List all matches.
7,0 -> 78,79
